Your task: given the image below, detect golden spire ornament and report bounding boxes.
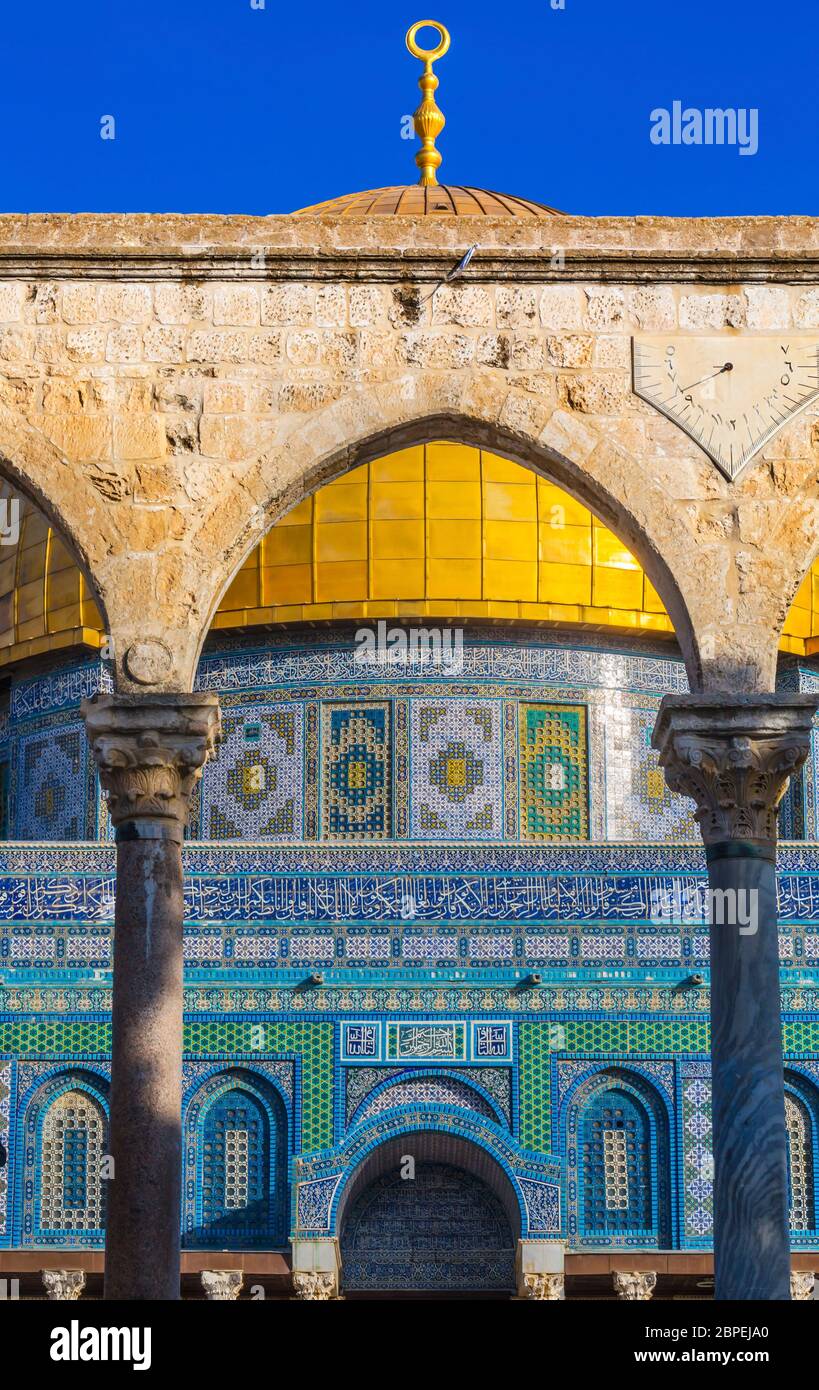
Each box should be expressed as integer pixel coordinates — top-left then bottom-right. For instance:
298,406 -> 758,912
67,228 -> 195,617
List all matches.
405,20 -> 451,186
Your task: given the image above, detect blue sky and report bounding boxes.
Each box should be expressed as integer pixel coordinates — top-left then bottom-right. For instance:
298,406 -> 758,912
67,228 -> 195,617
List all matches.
1,0 -> 815,216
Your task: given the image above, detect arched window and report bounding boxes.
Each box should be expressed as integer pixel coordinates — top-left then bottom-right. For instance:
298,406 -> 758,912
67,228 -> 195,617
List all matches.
580,1085 -> 656,1239
201,1087 -> 268,1239
186,1075 -> 287,1249
37,1087 -> 106,1242
785,1085 -> 816,1235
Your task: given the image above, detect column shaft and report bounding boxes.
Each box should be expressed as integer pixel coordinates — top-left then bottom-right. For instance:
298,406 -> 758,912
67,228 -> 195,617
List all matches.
653,693 -> 818,1301
82,692 -> 221,1302
707,848 -> 788,1299
106,835 -> 184,1300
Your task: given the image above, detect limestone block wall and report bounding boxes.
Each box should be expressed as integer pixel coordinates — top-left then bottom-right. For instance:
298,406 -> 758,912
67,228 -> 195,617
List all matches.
0,214 -> 817,693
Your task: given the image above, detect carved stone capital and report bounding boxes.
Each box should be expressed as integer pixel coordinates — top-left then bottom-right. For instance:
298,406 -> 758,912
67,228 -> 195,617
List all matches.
612,1270 -> 656,1301
790,1271 -> 816,1300
518,1272 -> 565,1300
42,1268 -> 86,1300
291,1270 -> 338,1301
82,693 -> 221,833
201,1269 -> 243,1301
652,695 -> 819,848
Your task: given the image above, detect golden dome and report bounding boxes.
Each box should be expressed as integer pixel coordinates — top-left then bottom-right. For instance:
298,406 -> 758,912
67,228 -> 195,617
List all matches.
292,186 -> 563,217
1,445 -> 816,671
293,24 -> 564,219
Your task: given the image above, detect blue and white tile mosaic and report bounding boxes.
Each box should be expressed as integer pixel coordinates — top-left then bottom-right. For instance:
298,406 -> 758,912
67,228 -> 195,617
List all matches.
199,703 -> 305,840
410,698 -> 503,839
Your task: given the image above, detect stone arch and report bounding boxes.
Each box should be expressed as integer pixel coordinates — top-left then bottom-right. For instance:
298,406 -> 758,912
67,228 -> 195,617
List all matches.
335,1126 -> 522,1295
0,403 -> 111,636
770,491 -> 819,660
191,386 -> 721,690
563,1064 -> 673,1249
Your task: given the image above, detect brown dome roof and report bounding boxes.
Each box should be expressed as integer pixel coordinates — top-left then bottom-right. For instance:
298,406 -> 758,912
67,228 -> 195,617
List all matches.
292,185 -> 563,217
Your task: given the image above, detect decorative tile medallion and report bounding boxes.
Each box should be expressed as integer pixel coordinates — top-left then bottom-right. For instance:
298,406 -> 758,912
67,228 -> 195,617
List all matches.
519,703 -> 588,841
321,702 -> 391,839
199,704 -> 304,839
13,718 -> 94,841
410,698 -> 503,839
604,704 -> 696,842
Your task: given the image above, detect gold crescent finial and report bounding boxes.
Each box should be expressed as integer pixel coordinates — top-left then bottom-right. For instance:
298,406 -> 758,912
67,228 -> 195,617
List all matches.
405,20 -> 451,187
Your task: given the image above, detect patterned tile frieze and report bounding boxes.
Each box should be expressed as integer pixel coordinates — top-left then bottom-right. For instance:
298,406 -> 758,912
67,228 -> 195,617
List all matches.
8,913 -> 819,974
0,1061 -> 9,1236
0,841 -> 719,876
0,983 -> 715,1015
10,661 -> 111,723
195,630 -> 689,698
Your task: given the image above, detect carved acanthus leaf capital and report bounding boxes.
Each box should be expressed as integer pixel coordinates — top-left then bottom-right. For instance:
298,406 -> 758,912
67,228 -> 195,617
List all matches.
81,692 -> 221,830
291,1271 -> 338,1301
652,695 -> 819,847
790,1271 -> 816,1301
201,1269 -> 243,1300
519,1272 -> 565,1300
612,1270 -> 657,1301
42,1268 -> 86,1300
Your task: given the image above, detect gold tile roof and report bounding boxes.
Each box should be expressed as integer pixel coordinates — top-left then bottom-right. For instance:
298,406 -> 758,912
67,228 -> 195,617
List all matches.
0,444 -> 815,671
214,443 -> 674,637
292,185 -> 563,217
0,481 -> 103,670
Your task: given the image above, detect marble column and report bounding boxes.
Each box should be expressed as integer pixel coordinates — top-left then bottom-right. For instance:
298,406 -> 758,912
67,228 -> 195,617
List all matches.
82,692 -> 221,1302
653,693 -> 818,1302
